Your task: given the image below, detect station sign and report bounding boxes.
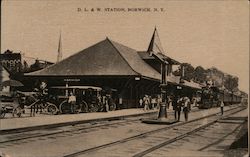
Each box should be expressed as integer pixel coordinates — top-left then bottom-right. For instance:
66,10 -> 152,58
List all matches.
64,78 -> 80,82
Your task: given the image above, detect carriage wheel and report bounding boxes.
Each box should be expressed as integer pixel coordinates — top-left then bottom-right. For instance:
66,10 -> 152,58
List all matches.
109,103 -> 116,111
80,101 -> 88,113
88,104 -> 99,112
46,103 -> 59,115
12,107 -> 22,117
59,100 -> 71,114
0,108 -> 6,118
98,103 -> 104,112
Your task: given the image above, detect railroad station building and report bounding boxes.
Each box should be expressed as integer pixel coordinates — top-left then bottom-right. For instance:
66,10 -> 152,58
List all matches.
25,29 -> 201,108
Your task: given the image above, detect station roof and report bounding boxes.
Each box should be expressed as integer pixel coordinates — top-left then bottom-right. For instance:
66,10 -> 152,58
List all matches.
25,38 -> 161,80
25,34 -> 200,90
182,80 -> 202,89
138,51 -> 180,65
140,28 -> 180,65
166,75 -> 201,89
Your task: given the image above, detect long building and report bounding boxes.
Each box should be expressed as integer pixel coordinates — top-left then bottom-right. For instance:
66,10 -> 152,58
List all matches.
25,29 -> 201,108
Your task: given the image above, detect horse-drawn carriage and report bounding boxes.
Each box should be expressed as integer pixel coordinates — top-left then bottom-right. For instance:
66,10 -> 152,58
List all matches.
0,93 -> 23,118
0,91 -> 59,118
49,86 -> 117,114
1,84 -> 118,118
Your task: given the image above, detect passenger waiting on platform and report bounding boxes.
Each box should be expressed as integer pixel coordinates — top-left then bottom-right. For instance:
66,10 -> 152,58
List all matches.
68,92 -> 76,113
176,96 -> 182,121
172,96 -> 178,120
118,97 -> 123,109
105,95 -> 110,112
143,95 -> 149,111
97,94 -> 102,107
168,96 -> 173,109
157,95 -> 162,109
220,100 -> 224,115
148,96 -> 152,109
183,97 -> 191,122
139,98 -> 143,108
102,95 -> 107,112
192,97 -> 197,107
151,97 -> 156,109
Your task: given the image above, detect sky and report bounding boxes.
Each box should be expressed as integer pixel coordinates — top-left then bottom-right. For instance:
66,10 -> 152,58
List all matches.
1,0 -> 249,93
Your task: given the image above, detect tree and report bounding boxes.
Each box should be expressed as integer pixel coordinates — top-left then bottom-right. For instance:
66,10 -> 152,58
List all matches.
224,75 -> 239,104
193,66 -> 207,83
224,75 -> 238,92
173,63 -> 195,81
206,67 -> 224,87
182,63 -> 195,81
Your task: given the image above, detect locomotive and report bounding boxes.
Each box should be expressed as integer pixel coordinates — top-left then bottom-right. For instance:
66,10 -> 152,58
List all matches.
199,86 -> 242,109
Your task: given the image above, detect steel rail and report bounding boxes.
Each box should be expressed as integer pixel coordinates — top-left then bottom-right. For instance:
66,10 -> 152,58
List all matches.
0,110 -> 158,134
0,118 -> 142,144
198,117 -> 247,151
133,107 -> 246,157
0,108 -> 200,144
63,105 -> 245,157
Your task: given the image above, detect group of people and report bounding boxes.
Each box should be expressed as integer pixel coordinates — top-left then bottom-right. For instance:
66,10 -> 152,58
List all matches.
139,95 -> 161,111
139,93 -> 226,122
68,91 -> 113,113
139,94 -> 192,122
173,96 -> 191,122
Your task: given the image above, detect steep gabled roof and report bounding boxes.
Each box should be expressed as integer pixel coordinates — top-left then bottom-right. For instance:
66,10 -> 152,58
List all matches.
25,38 -> 161,80
147,27 -> 165,54
145,28 -> 180,65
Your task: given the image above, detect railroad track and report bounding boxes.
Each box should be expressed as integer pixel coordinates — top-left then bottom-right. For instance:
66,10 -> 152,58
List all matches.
0,108 -> 202,145
133,108 -> 247,157
0,112 -> 158,144
63,105 -> 246,157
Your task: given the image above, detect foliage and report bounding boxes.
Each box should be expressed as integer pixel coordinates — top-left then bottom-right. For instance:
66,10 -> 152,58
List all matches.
172,63 -> 194,81
193,66 -> 207,83
206,67 -> 224,87
172,64 -> 239,92
224,75 -> 239,92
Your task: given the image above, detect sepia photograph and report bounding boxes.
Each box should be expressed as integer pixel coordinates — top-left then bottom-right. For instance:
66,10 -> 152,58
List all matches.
0,0 -> 249,157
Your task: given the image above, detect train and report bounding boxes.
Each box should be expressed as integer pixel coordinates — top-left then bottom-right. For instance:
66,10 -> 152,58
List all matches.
199,86 -> 242,109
